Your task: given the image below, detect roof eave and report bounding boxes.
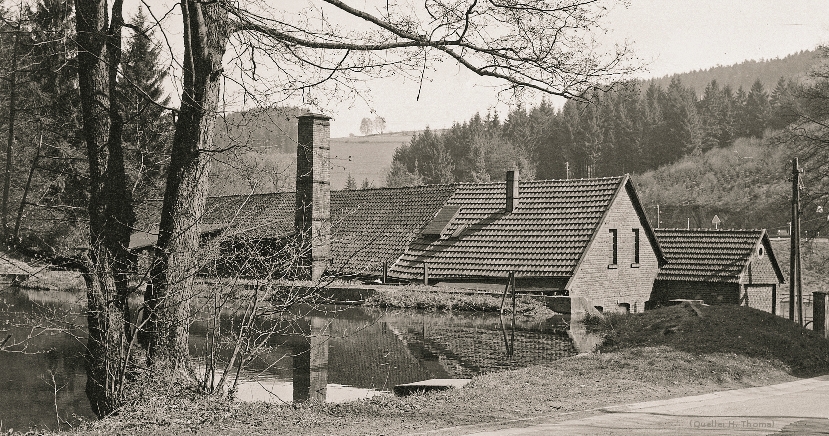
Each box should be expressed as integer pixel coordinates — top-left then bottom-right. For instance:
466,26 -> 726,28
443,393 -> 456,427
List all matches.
625,176 -> 667,266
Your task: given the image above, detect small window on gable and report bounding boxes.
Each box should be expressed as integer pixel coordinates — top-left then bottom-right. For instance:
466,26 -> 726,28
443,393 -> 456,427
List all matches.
758,246 -> 764,257
609,229 -> 618,266
632,228 -> 640,264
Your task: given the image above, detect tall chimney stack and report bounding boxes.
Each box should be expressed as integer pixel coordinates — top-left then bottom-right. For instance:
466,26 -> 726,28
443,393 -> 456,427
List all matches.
506,170 -> 519,212
295,113 -> 331,281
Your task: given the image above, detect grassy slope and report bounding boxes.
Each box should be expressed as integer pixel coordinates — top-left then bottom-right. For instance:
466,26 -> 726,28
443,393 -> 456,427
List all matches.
771,238 -> 829,296
72,304 -> 829,436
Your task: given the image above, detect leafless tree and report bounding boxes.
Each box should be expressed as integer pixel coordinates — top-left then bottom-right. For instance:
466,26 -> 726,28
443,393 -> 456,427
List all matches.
69,0 -> 637,416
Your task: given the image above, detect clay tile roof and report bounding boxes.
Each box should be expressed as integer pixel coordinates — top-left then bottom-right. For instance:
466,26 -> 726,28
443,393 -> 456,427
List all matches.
388,177 -> 626,280
132,185 -> 455,276
330,185 -> 455,275
654,228 -> 770,283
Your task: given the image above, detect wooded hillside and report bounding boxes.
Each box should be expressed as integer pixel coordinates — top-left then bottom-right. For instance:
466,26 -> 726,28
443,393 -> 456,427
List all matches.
650,50 -> 817,97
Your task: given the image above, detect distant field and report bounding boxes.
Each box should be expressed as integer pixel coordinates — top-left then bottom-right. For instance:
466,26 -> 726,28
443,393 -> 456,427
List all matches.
329,131 -> 416,189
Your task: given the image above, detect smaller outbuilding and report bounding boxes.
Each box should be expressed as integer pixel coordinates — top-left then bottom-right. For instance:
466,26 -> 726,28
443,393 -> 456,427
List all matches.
651,229 -> 785,314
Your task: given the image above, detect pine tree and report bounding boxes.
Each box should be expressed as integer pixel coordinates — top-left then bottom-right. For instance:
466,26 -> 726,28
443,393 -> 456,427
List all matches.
345,173 -> 357,190
385,161 -> 422,187
744,79 -> 770,137
768,77 -> 799,130
120,7 -> 173,201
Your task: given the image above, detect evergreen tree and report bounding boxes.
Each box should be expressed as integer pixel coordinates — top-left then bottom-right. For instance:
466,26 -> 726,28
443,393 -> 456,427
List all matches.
121,7 -> 173,201
345,173 -> 357,190
642,82 -> 668,169
768,77 -> 798,130
6,0 -> 84,247
385,161 -> 422,187
744,79 -> 770,137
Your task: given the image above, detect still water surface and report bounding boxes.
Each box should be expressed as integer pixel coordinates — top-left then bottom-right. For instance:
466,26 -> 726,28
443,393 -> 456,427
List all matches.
0,287 -> 576,430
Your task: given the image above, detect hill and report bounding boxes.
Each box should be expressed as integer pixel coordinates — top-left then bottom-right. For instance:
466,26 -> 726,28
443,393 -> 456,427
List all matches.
209,126 -> 415,195
649,49 -> 817,95
329,132 -> 417,189
634,136 -> 792,233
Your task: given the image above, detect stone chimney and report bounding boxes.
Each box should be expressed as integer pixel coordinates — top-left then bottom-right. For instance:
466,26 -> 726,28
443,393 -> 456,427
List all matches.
295,113 -> 331,281
506,170 -> 519,212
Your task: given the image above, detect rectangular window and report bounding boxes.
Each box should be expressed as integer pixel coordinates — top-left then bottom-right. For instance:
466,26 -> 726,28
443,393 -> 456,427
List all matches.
632,228 -> 640,265
609,229 -> 618,266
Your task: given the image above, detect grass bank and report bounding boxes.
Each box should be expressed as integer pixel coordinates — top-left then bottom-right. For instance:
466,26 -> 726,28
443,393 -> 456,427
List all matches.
363,284 -> 557,317
63,303 -> 829,436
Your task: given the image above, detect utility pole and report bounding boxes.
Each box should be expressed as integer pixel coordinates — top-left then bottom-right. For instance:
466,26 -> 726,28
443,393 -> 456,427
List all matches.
791,158 -> 803,325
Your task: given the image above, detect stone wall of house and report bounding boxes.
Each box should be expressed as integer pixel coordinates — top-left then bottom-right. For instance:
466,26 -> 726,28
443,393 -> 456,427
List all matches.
742,244 -> 781,285
650,280 -> 740,305
741,284 -> 776,313
567,186 -> 660,313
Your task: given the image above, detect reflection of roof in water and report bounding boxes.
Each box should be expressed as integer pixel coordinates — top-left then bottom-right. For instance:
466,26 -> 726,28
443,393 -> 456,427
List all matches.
380,312 -> 577,378
198,307 -> 577,392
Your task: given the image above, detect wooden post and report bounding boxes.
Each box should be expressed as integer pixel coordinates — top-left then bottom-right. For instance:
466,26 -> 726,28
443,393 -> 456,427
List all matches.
510,272 -> 516,314
382,261 -> 388,284
791,158 -> 802,324
500,272 -> 510,314
814,292 -> 828,338
656,205 -> 661,228
423,262 -> 429,286
510,272 -> 516,335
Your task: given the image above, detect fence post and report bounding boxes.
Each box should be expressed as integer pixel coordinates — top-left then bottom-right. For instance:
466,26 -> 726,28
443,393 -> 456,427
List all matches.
423,262 -> 429,286
814,292 -> 828,338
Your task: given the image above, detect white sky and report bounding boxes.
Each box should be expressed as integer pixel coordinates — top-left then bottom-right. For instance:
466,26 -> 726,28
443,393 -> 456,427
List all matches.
134,0 -> 829,138
330,0 -> 829,137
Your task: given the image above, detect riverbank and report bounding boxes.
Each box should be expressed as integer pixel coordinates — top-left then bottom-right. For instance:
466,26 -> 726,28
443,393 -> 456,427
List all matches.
56,303 -> 829,436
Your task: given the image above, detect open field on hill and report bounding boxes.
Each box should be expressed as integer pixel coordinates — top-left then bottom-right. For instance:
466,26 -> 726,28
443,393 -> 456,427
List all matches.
330,132 -> 417,190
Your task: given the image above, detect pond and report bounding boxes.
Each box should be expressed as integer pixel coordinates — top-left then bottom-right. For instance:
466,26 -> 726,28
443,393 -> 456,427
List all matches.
0,286 -> 578,431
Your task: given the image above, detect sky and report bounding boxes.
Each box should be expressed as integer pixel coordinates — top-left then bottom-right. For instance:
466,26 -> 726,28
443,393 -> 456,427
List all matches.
324,0 -> 829,137
132,0 -> 829,138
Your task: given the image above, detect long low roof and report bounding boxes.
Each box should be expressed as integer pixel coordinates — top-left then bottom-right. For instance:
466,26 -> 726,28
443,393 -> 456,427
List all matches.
133,176 -> 659,280
654,228 -> 784,284
133,185 -> 455,276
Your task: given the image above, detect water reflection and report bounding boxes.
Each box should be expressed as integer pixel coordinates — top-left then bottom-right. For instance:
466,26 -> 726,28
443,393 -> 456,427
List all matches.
0,288 -> 91,431
0,288 -> 577,430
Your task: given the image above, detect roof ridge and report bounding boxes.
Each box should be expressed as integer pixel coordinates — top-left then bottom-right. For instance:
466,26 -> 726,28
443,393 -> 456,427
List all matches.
204,176 -> 629,198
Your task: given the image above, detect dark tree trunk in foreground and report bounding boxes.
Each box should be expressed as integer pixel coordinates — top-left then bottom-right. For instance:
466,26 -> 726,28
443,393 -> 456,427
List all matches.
146,0 -> 229,368
75,0 -> 134,417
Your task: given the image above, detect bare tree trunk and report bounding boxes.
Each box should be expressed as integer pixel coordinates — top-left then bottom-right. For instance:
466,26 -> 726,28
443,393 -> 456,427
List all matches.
147,0 -> 228,368
2,17 -> 20,242
13,131 -> 42,241
75,0 -> 133,417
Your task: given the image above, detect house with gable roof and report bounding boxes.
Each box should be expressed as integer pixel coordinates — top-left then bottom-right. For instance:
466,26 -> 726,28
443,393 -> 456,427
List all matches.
131,184 -> 457,278
132,114 -> 671,313
651,228 -> 785,313
388,173 -> 666,313
132,174 -> 666,313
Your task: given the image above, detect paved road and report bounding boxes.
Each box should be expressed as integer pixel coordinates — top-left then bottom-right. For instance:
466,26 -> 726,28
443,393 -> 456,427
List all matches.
462,375 -> 829,435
